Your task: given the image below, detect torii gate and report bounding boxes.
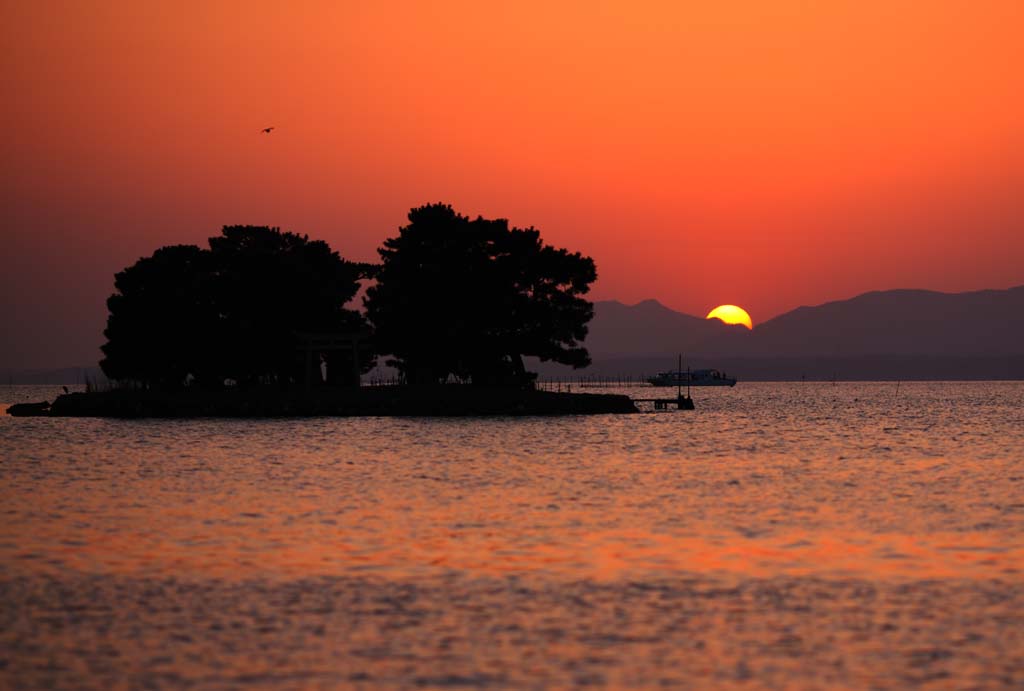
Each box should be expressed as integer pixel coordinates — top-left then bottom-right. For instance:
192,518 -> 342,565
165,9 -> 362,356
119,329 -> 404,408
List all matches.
294,330 -> 372,390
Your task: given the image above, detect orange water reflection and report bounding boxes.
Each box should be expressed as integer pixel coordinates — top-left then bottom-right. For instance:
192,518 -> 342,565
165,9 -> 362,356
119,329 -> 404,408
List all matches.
3,383 -> 1023,586
4,480 -> 1020,582
3,386 -> 1024,689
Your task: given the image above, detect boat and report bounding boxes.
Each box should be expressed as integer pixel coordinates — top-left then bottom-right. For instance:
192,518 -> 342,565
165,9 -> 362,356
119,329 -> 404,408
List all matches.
647,369 -> 736,387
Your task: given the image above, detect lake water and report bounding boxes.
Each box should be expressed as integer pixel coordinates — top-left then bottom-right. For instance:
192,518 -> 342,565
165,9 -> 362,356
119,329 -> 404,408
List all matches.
1,382 -> 1022,688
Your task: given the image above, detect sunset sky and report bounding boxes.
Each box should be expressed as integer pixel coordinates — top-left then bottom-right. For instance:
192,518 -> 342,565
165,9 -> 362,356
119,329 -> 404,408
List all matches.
2,1 -> 1022,369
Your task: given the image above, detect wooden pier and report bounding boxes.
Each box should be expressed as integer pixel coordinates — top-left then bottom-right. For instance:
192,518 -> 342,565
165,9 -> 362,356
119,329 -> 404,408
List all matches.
632,394 -> 695,410
632,355 -> 695,410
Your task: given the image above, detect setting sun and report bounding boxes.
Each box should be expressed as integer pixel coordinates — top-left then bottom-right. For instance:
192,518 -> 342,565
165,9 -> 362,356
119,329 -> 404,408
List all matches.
706,304 -> 753,329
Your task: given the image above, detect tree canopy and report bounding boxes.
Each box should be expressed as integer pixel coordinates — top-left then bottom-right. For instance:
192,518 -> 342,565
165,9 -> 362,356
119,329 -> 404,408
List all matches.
101,226 -> 372,388
365,203 -> 596,386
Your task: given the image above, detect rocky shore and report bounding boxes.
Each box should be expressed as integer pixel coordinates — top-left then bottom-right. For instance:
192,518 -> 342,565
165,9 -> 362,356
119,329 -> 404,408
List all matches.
8,386 -> 637,418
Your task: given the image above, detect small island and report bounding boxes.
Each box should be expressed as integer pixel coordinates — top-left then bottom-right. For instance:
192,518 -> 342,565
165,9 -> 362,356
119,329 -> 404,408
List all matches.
17,203 -> 636,417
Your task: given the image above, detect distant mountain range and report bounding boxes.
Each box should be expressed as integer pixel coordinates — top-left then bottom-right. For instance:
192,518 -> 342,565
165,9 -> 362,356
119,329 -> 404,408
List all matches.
537,285 -> 1024,380
6,287 -> 1023,383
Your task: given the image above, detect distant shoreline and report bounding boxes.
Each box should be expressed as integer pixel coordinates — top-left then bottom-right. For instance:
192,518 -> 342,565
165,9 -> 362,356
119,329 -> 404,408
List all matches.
7,351 -> 1024,388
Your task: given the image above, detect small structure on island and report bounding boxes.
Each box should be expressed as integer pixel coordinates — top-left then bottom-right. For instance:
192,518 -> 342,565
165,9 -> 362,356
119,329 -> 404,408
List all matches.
295,330 -> 373,390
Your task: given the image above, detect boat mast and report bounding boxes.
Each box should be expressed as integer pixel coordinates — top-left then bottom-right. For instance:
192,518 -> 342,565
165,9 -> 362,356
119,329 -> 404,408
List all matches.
677,354 -> 682,400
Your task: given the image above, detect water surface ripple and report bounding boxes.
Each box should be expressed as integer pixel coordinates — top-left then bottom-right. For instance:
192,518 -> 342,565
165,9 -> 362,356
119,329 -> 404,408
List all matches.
1,382 -> 1022,688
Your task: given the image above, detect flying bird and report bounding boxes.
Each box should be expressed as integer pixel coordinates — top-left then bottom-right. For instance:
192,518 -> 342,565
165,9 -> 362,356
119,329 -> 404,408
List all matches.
261,127 -> 275,134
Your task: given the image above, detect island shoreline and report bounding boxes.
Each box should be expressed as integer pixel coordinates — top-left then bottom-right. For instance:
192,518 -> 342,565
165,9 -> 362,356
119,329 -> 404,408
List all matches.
9,388 -> 638,418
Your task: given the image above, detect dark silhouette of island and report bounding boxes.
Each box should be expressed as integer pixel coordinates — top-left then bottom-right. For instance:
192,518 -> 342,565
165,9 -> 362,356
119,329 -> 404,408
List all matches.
22,205 -> 633,417
531,286 -> 1024,380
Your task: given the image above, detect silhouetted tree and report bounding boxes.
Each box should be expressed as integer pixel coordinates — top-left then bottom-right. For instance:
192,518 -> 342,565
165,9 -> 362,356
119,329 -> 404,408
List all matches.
100,245 -> 218,388
101,226 -> 373,388
365,203 -> 596,386
209,226 -> 372,386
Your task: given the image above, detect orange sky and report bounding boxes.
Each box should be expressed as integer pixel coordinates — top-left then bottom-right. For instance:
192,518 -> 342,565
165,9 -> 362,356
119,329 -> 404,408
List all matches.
2,1 -> 1023,368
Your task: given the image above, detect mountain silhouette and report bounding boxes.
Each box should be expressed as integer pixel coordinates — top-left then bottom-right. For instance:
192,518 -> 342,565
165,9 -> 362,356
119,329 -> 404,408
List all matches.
529,286 -> 1024,380
585,299 -> 750,358
740,286 -> 1024,357
589,286 -> 1024,359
